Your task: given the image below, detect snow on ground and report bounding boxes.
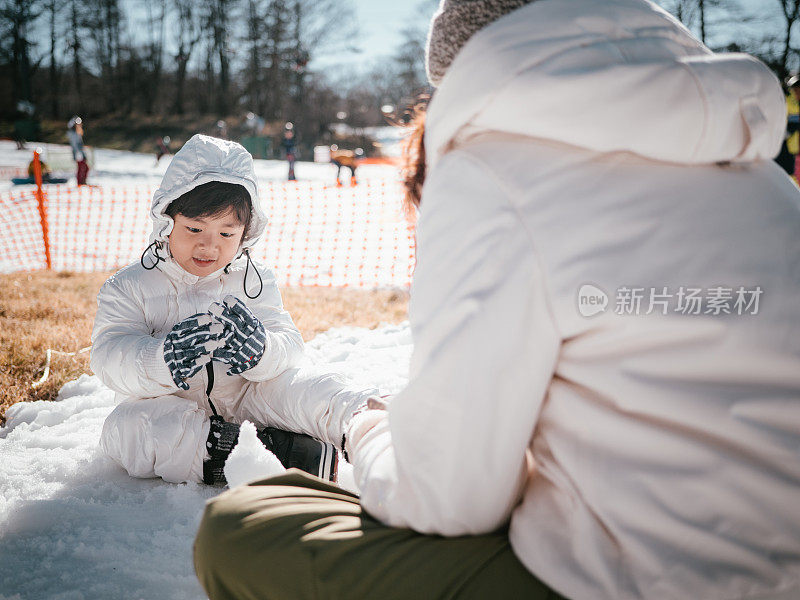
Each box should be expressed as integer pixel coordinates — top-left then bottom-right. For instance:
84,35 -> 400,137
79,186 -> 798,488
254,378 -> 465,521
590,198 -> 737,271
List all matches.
0,141 -> 413,286
0,323 -> 412,600
0,139 -> 400,193
223,421 -> 286,488
0,140 -> 413,597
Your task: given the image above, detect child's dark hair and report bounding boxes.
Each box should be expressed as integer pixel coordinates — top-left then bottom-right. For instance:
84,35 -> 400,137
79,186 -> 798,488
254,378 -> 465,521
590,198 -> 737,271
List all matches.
165,181 -> 252,238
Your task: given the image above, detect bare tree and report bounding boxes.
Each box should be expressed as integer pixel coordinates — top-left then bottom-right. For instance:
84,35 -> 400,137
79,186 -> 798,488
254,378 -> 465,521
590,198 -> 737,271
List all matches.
138,0 -> 166,114
171,0 -> 203,114
42,0 -> 65,117
242,0 -> 267,114
393,26 -> 426,94
778,0 -> 800,78
292,0 -> 357,60
1,0 -> 40,105
260,0 -> 357,120
203,0 -> 239,116
66,0 -> 84,109
75,0 -> 122,112
262,0 -> 291,119
658,0 -> 742,45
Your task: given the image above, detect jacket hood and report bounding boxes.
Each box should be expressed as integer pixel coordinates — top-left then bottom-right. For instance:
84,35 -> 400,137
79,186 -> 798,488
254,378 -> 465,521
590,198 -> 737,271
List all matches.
425,0 -> 785,168
149,134 -> 266,250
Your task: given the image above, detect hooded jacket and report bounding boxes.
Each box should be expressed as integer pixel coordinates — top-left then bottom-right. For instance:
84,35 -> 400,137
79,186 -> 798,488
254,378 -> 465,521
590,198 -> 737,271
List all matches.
348,1 -> 800,599
90,135 -> 320,480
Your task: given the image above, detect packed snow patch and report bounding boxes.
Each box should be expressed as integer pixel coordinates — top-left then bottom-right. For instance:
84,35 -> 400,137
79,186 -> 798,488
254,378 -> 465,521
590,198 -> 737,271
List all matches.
223,421 -> 286,488
0,323 -> 411,600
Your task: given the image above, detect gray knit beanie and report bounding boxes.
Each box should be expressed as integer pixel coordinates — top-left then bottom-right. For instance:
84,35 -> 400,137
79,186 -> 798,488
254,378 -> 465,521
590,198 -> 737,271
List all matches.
426,0 -> 533,87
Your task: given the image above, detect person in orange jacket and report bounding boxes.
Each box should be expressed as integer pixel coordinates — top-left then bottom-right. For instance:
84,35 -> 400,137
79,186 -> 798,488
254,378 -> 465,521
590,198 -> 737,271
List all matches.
330,146 -> 360,186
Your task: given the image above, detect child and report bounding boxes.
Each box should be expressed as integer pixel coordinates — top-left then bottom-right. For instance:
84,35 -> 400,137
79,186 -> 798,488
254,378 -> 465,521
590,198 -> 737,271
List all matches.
91,134 -> 378,486
26,157 -> 52,182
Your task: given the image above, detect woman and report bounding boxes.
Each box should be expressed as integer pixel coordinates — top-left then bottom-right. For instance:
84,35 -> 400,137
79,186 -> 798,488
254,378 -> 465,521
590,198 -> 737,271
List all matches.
194,1 -> 800,598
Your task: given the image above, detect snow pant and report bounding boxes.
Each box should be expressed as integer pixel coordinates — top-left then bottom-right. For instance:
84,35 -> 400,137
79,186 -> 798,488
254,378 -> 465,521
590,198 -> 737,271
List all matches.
287,154 -> 296,181
333,161 -> 356,184
194,470 -> 567,600
76,159 -> 89,185
100,367 -> 377,484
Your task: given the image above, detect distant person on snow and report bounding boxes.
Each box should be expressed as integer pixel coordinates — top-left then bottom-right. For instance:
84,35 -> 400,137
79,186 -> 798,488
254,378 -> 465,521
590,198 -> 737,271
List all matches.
155,136 -> 171,164
67,116 -> 89,186
195,1 -> 800,599
330,146 -> 359,186
91,134 -> 382,487
26,157 -> 52,183
281,128 -> 297,181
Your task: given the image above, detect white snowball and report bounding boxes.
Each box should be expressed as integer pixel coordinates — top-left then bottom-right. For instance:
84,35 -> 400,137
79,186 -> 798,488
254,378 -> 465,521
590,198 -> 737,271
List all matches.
223,421 -> 286,488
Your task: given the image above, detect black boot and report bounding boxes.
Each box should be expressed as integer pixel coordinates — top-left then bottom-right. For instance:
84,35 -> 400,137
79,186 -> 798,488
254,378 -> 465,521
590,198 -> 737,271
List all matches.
203,416 -> 241,486
257,427 -> 338,482
202,417 -> 338,485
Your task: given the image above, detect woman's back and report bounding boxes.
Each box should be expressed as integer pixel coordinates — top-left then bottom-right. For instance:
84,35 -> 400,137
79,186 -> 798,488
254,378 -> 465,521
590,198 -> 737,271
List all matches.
450,131 -> 800,600
415,0 -> 800,596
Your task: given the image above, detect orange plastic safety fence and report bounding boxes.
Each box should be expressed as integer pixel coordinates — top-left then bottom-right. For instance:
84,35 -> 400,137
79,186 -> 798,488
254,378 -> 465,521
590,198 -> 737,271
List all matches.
0,180 -> 416,288
0,166 -> 28,180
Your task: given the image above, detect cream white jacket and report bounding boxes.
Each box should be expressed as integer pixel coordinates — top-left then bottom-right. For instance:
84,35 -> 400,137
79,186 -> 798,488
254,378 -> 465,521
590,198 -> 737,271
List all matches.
348,1 -> 800,599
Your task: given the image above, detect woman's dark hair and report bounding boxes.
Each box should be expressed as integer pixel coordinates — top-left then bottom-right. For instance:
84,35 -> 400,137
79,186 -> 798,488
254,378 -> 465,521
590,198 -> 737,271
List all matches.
165,181 -> 252,239
401,104 -> 427,211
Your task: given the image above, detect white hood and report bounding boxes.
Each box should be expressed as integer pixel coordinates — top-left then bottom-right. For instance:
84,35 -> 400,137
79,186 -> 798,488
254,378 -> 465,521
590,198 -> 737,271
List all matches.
425,0 -> 785,168
148,134 -> 266,250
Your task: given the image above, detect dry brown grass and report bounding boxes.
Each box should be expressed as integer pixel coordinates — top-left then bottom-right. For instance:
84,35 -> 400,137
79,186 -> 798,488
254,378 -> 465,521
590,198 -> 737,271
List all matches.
0,270 -> 408,425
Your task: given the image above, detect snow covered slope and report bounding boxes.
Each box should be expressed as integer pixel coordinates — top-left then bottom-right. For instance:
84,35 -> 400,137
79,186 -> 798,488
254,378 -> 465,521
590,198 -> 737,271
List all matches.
0,140 -> 399,193
0,324 -> 411,600
1,141 -> 414,287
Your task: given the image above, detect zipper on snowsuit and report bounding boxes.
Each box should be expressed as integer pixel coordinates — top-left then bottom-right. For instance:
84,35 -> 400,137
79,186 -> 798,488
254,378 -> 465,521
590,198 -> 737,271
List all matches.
205,362 -> 219,417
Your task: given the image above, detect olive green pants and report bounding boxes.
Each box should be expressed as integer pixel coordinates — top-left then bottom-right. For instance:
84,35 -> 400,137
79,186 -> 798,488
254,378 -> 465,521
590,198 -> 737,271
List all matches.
194,470 -> 565,600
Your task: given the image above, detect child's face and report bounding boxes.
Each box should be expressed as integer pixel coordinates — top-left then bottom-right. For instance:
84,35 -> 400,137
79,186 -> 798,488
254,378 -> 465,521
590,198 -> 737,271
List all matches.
168,210 -> 246,276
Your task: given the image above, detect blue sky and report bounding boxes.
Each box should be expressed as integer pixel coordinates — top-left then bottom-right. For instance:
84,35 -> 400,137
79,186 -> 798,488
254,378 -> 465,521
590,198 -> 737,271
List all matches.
310,0 -> 438,70
120,0 -> 787,76
312,0 -> 783,71
121,0 -> 439,75
352,0 -> 436,56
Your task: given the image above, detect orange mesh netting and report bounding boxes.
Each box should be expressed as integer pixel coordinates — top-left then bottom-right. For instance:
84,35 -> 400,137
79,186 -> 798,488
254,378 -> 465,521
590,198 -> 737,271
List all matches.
0,180 -> 416,288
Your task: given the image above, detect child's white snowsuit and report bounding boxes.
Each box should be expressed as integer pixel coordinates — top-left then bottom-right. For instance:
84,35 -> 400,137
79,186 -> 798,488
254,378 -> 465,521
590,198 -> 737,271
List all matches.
92,135 -> 376,483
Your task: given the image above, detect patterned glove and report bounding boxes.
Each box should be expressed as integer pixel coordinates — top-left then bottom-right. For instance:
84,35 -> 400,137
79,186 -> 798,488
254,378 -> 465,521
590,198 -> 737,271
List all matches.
163,313 -> 224,390
209,295 -> 267,375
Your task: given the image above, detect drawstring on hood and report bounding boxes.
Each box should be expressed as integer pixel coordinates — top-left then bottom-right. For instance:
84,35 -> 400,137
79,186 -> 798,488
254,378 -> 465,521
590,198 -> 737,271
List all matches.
141,240 -> 165,270
222,247 -> 263,298
243,248 -> 263,299
143,134 -> 269,297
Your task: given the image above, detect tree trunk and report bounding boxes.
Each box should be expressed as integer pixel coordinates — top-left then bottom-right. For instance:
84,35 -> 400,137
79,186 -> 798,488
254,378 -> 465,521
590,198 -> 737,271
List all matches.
173,57 -> 189,114
780,0 -> 800,78
215,3 -> 230,117
246,0 -> 263,113
48,0 -> 61,118
70,0 -> 84,110
9,0 -> 34,104
699,0 -> 706,43
171,0 -> 201,114
142,0 -> 165,114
